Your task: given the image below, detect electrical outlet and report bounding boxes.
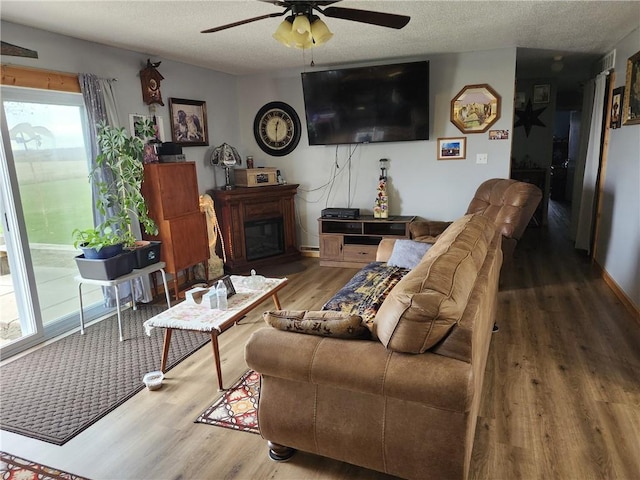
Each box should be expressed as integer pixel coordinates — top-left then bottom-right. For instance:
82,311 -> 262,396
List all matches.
476,153 -> 488,164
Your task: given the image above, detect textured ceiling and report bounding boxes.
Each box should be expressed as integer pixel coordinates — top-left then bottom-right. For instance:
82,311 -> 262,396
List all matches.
1,1 -> 638,76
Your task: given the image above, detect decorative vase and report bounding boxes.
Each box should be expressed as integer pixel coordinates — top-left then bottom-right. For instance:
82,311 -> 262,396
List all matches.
374,159 -> 389,219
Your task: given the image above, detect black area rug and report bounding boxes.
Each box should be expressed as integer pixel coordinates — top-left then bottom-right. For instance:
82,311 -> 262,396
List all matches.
0,305 -> 210,445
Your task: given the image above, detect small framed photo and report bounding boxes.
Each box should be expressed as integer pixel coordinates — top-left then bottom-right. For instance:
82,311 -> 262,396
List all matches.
129,114 -> 165,141
220,275 -> 236,298
622,50 -> 640,125
169,98 -> 209,146
515,92 -> 526,109
489,129 -> 509,140
437,137 -> 467,160
533,84 -> 550,104
611,86 -> 624,129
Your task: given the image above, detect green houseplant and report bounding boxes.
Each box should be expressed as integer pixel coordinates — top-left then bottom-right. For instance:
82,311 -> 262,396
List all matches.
73,118 -> 158,252
72,226 -> 124,259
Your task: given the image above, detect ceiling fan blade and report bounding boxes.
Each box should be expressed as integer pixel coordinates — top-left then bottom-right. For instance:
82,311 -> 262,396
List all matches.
322,6 -> 410,29
259,0 -> 341,6
201,12 -> 286,34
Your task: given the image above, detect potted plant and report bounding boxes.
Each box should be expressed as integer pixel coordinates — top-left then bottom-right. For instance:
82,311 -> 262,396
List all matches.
92,118 -> 158,245
73,118 -> 160,278
72,226 -> 125,259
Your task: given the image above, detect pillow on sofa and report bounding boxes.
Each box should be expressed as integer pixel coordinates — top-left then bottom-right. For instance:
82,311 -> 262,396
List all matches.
374,214 -> 496,353
387,239 -> 432,269
264,310 -> 370,339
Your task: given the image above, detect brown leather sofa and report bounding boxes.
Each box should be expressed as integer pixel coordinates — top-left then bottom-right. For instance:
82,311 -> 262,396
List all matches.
245,213 -> 503,480
409,178 -> 542,264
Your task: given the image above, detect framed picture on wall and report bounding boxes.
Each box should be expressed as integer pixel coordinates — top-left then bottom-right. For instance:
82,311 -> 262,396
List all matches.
622,50 -> 640,126
169,98 -> 209,146
610,86 -> 624,129
437,137 -> 467,160
533,84 -> 550,104
129,114 -> 165,141
450,84 -> 501,134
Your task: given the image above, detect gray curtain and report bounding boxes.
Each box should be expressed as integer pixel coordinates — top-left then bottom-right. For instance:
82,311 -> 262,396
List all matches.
78,74 -> 150,305
575,72 -> 607,253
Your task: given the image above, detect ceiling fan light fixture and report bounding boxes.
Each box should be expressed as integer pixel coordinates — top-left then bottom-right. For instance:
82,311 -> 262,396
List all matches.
292,13 -> 311,35
310,17 -> 333,46
273,17 -> 294,47
286,14 -> 313,49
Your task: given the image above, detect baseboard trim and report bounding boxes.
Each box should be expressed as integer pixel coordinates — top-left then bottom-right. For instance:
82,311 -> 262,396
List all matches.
594,261 -> 640,324
300,246 -> 320,258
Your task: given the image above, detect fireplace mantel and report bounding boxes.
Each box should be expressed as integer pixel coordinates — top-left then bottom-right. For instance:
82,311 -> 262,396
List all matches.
209,184 -> 300,274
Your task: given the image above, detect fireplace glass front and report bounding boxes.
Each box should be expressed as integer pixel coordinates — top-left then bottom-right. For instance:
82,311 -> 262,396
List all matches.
245,217 -> 285,261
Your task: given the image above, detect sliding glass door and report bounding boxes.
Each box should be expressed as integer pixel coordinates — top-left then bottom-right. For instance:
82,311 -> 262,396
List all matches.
0,86 -> 106,357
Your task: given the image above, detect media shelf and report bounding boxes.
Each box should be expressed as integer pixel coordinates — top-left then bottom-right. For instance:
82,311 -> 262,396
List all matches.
318,215 -> 415,268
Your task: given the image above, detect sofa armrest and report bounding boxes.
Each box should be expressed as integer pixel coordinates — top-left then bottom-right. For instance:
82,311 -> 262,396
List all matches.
375,238 -> 396,262
245,327 -> 472,412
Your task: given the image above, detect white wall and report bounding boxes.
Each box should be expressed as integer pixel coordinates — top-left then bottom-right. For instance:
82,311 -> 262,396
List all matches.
0,21 -> 239,194
236,49 -> 516,248
596,27 -> 640,308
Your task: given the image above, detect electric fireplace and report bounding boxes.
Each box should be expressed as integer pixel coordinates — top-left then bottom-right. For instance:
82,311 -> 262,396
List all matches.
245,217 -> 284,261
209,184 -> 300,273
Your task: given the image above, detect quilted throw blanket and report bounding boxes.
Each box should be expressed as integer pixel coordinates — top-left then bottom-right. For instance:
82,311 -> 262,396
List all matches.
322,262 -> 410,327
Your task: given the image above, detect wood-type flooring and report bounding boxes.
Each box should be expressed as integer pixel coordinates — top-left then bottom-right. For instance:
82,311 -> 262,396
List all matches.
1,201 -> 638,479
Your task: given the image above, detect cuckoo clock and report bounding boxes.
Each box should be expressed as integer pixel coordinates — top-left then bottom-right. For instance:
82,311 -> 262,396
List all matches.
139,59 -> 164,106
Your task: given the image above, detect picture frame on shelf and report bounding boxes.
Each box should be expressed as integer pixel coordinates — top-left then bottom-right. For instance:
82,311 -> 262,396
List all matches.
610,86 -> 624,129
450,84 -> 501,134
169,98 -> 209,146
437,137 -> 467,160
533,84 -> 550,104
220,275 -> 236,298
622,50 -> 640,126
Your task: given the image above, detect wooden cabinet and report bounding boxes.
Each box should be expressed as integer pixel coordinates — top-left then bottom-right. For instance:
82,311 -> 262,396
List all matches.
142,162 -> 209,299
318,216 -> 415,268
210,184 -> 300,274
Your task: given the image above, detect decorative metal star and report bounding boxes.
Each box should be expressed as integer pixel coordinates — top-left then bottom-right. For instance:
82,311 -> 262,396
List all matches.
514,99 -> 546,137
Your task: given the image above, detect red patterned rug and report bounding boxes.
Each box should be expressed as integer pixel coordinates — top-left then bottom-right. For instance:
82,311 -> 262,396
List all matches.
195,370 -> 260,434
0,451 -> 89,480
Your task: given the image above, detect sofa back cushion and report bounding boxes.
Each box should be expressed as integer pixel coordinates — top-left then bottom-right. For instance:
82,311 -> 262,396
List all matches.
373,214 -> 496,353
466,178 -> 542,241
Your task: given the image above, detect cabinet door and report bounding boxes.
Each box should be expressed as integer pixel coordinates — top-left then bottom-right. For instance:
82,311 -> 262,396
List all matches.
165,213 -> 209,271
147,163 -> 200,219
320,235 -> 343,261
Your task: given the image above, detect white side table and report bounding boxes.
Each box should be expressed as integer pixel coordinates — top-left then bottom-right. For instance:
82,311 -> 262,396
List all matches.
75,261 -> 171,341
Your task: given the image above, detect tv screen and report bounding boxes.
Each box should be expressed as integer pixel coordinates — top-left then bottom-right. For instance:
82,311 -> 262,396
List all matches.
301,61 -> 429,145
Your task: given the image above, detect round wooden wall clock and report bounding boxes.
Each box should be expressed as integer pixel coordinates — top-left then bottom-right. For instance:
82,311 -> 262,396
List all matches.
253,101 -> 301,156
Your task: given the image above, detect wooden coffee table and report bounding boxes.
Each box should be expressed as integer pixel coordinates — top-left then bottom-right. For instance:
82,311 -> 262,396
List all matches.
143,275 -> 288,390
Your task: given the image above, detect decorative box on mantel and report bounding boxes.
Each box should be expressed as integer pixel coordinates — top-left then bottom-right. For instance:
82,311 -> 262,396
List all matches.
209,184 -> 300,274
234,168 -> 278,187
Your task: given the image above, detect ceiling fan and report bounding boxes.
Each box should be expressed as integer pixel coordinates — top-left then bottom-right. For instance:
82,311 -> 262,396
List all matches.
201,1 -> 410,49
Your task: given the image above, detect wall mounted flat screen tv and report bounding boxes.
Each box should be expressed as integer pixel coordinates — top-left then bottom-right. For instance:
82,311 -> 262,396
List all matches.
301,60 -> 429,145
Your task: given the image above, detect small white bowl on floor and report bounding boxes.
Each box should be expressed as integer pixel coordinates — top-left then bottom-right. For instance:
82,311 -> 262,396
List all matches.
143,371 -> 164,391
